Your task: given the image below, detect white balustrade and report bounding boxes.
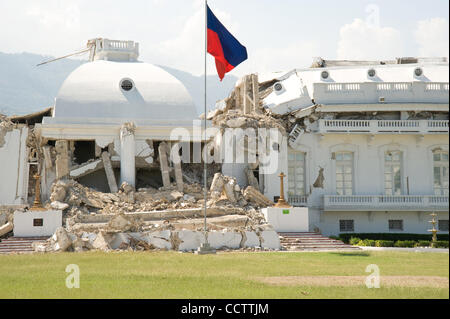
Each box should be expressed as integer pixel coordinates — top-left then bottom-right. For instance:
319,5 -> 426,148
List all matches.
323,195 -> 449,211
288,195 -> 309,206
314,81 -> 449,104
318,119 -> 449,134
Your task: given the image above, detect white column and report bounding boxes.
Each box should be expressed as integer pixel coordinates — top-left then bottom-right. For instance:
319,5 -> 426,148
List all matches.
120,123 -> 136,187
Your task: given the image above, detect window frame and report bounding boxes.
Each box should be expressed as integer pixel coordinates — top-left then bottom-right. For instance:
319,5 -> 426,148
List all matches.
433,150 -> 449,196
339,219 -> 355,232
388,219 -> 404,231
335,151 -> 354,196
288,151 -> 307,196
384,150 -> 403,196
438,220 -> 449,232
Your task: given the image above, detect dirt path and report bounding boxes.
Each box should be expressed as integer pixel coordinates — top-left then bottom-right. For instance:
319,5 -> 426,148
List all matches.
255,276 -> 449,288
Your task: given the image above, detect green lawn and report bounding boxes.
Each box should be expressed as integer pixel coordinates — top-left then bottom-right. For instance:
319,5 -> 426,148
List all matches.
0,251 -> 448,299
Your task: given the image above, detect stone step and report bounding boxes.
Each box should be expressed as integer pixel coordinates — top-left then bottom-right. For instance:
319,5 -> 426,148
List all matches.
0,237 -> 49,254
278,232 -> 360,251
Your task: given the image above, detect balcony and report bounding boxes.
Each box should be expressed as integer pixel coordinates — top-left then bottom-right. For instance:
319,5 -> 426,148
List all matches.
314,81 -> 449,104
318,119 -> 449,134
288,195 -> 309,207
324,195 -> 449,211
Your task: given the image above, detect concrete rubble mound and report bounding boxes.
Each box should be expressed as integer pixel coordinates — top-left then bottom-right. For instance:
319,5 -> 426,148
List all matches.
28,173 -> 280,253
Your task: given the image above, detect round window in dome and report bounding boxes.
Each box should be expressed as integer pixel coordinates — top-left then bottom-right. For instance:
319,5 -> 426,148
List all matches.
368,69 -> 376,78
120,79 -> 134,91
414,67 -> 423,77
321,71 -> 329,80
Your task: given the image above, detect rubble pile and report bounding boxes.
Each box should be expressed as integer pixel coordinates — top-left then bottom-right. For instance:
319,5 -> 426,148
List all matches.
33,225 -> 281,253
30,171 -> 279,253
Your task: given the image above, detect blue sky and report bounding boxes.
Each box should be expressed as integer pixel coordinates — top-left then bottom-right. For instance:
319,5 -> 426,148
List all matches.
0,0 -> 448,76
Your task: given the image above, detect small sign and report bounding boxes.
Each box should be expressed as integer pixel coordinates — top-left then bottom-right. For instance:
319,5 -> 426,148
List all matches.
283,209 -> 290,215
33,218 -> 44,227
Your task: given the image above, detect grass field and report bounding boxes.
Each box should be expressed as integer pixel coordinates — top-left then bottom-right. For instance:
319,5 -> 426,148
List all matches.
0,251 -> 448,299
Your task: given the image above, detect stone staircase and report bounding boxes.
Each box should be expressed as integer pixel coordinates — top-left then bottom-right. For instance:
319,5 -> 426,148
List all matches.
279,232 -> 361,251
0,237 -> 48,254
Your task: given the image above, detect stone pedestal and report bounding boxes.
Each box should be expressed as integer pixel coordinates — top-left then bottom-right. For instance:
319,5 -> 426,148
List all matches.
13,210 -> 62,237
262,207 -> 309,232
120,123 -> 136,187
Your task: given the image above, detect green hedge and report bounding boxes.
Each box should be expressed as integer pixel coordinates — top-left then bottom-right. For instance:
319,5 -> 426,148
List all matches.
339,233 -> 449,243
394,240 -> 417,248
347,237 -> 448,248
415,240 -> 431,247
375,240 -> 395,247
432,241 -> 449,248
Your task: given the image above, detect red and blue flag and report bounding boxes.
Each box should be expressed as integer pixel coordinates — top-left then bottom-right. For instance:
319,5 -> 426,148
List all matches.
207,5 -> 248,81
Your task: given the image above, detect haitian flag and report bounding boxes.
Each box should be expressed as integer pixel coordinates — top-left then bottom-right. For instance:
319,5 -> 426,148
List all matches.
207,5 -> 248,81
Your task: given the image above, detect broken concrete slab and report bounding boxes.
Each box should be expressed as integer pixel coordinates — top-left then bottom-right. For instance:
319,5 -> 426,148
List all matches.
243,186 -> 274,208
109,233 -> 131,250
51,227 -> 73,252
241,231 -> 260,248
0,221 -> 13,237
259,230 -> 281,250
50,201 -> 69,210
55,140 -> 70,179
102,151 -> 119,193
92,232 -> 112,251
70,159 -> 103,179
207,231 -> 242,250
177,230 -> 206,252
158,142 -> 171,188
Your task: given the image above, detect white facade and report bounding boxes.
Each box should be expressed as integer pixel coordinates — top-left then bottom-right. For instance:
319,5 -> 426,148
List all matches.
260,60 -> 449,236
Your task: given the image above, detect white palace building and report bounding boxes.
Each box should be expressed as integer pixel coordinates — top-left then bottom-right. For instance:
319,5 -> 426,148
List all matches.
0,38 -> 448,238
260,57 -> 449,236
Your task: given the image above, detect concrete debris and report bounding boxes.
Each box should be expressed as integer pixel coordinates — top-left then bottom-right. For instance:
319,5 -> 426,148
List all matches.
243,186 -> 274,207
0,222 -> 13,237
50,201 -> 69,211
51,227 -> 73,252
34,228 -> 281,253
92,232 -> 112,251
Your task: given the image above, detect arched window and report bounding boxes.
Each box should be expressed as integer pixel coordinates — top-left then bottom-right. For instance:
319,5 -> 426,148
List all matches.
288,151 -> 306,196
384,151 -> 402,195
335,151 -> 353,195
433,150 -> 449,195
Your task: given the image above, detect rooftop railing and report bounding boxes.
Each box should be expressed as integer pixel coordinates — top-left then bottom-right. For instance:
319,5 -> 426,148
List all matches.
318,119 -> 449,134
314,81 -> 449,104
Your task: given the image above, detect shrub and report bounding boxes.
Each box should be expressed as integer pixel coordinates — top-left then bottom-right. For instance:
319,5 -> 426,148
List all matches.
339,233 -> 449,243
415,240 -> 431,247
394,240 -> 416,248
329,236 -> 340,240
375,240 -> 395,247
358,239 -> 376,247
431,241 -> 449,248
349,237 -> 361,245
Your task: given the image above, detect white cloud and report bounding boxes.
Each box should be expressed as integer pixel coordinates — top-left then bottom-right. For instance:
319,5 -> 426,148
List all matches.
415,18 -> 449,58
146,6 -> 236,76
238,42 -> 320,76
337,18 -> 404,60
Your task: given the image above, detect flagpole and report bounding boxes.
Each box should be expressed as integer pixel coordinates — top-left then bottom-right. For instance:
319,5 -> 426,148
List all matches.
203,0 -> 208,239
